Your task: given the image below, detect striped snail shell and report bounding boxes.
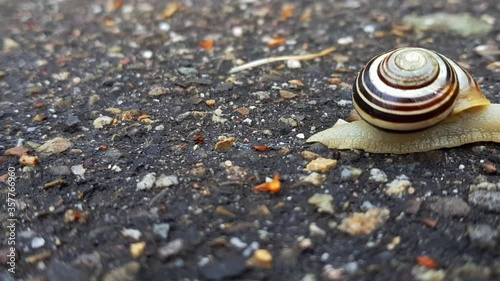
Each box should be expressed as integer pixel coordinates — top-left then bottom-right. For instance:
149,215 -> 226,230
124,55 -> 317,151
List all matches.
352,47 -> 488,131
307,47 -> 500,154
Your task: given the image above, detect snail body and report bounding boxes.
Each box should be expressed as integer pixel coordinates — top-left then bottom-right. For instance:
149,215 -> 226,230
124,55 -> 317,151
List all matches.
307,47 -> 500,154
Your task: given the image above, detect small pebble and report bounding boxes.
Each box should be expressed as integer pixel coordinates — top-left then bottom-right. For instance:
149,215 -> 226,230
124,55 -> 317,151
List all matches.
299,238 -> 313,250
360,201 -> 376,211
214,136 -> 235,151
65,113 -> 81,128
467,224 -> 498,249
369,168 -> 388,183
246,249 -> 272,269
300,172 -> 326,187
301,150 -> 320,161
93,116 -> 114,129
136,173 -> 156,191
344,261 -> 360,275
287,59 -> 301,69
130,242 -> 146,258
4,146 -> 29,157
141,50 -> 153,59
36,137 -> 72,155
308,193 -> 335,215
385,175 -> 414,197
428,197 -> 471,217
340,166 -> 362,181
71,164 -> 86,178
338,208 -> 390,236
155,174 -> 179,188
3,38 -> 20,50
31,237 -> 45,249
481,162 -> 497,174
309,222 -> 326,237
242,241 -> 260,257
386,236 -> 401,251
305,158 -> 338,173
279,117 -> 298,127
153,223 -> 170,240
363,24 -> 376,34
148,86 -> 168,97
323,265 -> 345,281
232,26 -> 243,37
178,67 -> 198,76
121,229 -> 142,240
251,91 -> 271,100
19,155 -> 39,166
230,237 -> 248,249
158,239 -> 184,260
468,190 -> 500,212
215,206 -> 237,218
301,273 -> 317,281
320,253 -> 329,261
450,262 -> 491,280
206,99 -> 216,106
158,22 -> 170,31
411,265 -> 445,281
337,36 -> 354,45
102,261 -> 140,281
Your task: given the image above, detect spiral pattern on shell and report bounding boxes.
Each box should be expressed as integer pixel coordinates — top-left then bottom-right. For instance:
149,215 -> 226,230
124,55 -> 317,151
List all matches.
352,47 -> 477,131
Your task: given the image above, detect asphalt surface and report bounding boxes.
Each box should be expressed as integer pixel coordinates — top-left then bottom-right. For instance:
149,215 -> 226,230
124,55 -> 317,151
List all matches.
0,0 -> 499,281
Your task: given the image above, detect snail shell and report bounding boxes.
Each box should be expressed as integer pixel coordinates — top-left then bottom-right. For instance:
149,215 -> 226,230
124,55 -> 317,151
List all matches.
307,47 -> 500,154
353,47 -> 489,131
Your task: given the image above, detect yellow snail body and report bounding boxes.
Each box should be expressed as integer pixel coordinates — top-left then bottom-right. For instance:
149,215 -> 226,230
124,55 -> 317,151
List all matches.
307,47 -> 500,154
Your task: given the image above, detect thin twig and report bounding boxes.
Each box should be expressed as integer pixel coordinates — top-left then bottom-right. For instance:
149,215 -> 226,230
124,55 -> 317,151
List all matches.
228,47 -> 336,74
149,188 -> 169,207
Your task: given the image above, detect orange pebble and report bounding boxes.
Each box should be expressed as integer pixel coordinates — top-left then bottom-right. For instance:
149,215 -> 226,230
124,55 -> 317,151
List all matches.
267,38 -> 286,47
199,40 -> 214,51
253,145 -> 269,152
254,173 -> 281,193
416,256 -> 439,269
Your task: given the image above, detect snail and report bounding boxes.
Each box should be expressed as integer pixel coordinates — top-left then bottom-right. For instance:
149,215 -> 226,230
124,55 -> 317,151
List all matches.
307,47 -> 500,154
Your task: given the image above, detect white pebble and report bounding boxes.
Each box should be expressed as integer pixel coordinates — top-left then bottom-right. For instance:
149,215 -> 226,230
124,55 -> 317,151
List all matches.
136,172 -> 156,191
230,237 -> 248,249
155,174 -> 179,188
242,118 -> 252,125
232,26 -> 243,37
320,252 -> 330,261
121,228 -> 142,240
337,36 -> 354,45
369,168 -> 388,183
158,22 -> 171,32
296,133 -> 305,139
71,165 -> 86,178
309,222 -> 327,237
336,100 -> 352,107
31,237 -> 45,249
243,241 -> 260,257
153,223 -> 170,239
363,24 -> 376,34
142,50 -> 153,59
287,59 -> 302,69
214,108 -> 223,116
458,164 -> 465,170
344,261 -> 360,275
